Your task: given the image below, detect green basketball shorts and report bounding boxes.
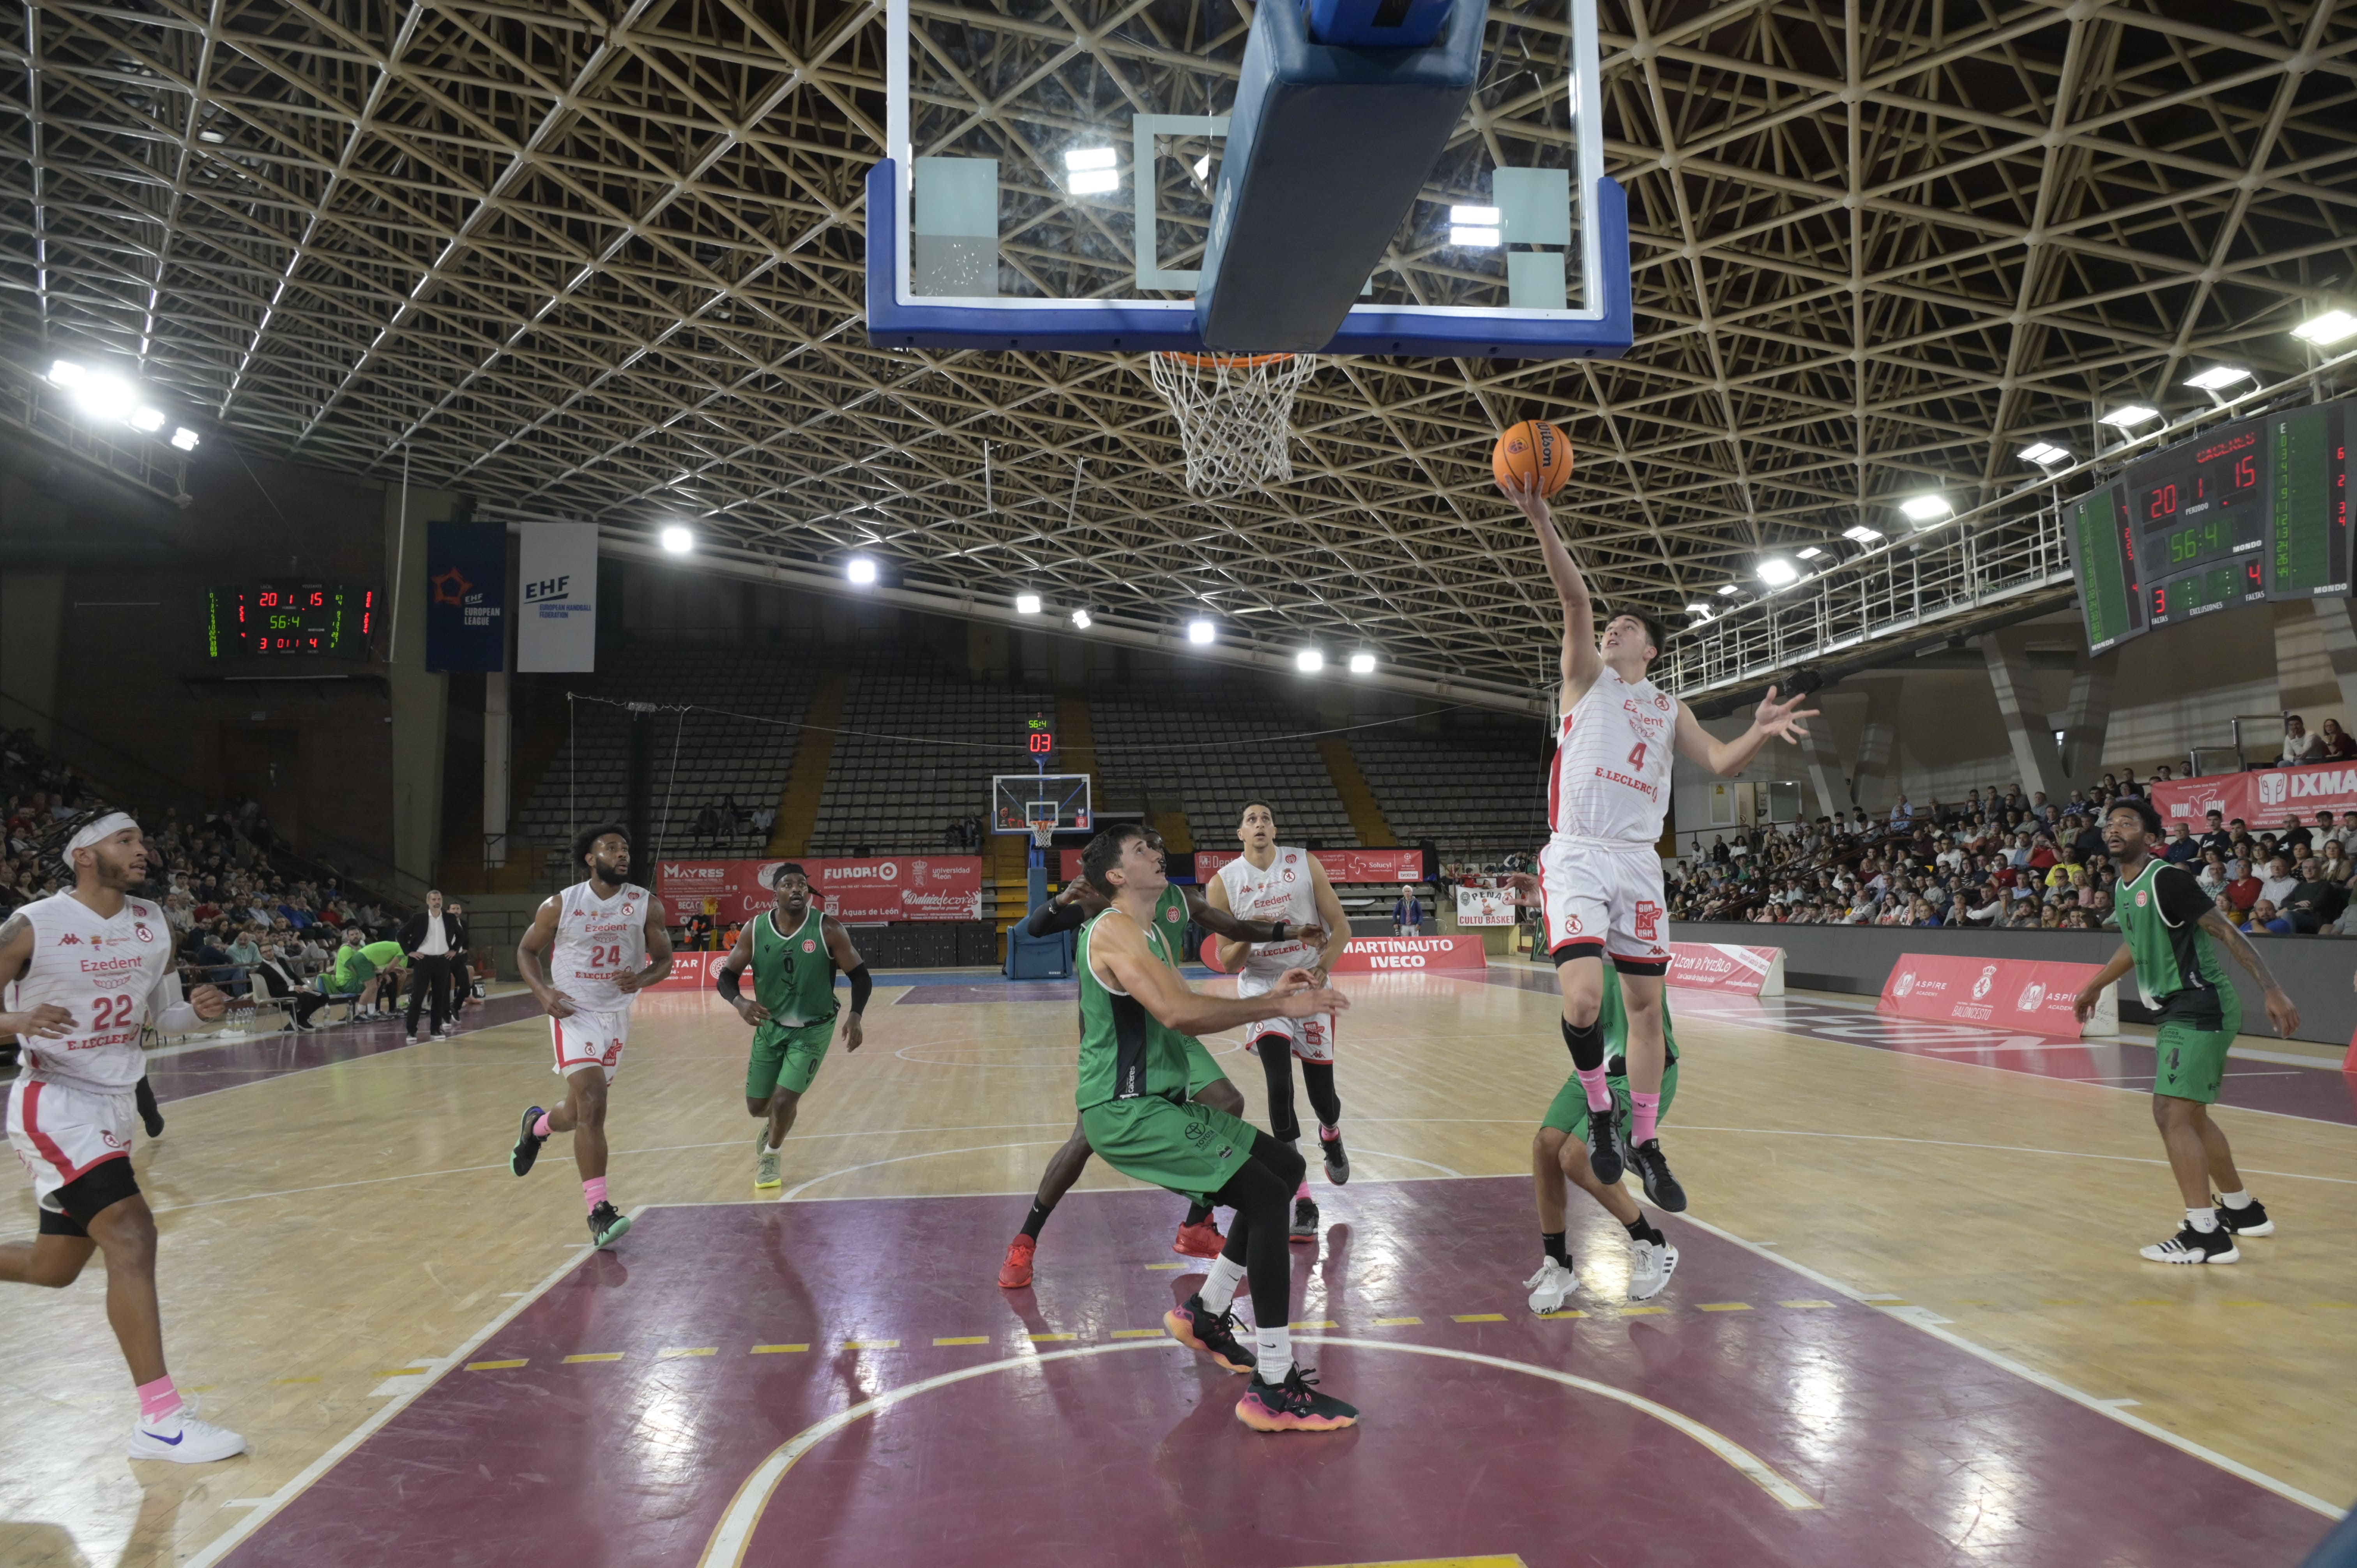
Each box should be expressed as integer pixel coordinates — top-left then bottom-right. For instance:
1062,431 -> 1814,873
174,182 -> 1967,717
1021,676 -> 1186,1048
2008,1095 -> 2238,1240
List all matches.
1080,1094 -> 1255,1205
748,1019 -> 835,1099
2154,991 -> 2239,1105
1543,1053 -> 1681,1138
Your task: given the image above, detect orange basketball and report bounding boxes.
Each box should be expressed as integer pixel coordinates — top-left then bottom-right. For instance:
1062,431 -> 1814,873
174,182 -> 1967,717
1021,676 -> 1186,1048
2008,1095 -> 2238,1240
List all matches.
1493,419 -> 1574,496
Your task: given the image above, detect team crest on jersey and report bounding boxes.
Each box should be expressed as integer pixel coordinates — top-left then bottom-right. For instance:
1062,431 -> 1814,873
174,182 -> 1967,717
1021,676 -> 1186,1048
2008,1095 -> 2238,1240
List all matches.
134,923 -> 153,942
801,939 -> 817,953
1164,906 -> 1182,923
1282,868 -> 1297,883
2136,890 -> 2149,907
1284,853 -> 1297,864
622,903 -> 635,916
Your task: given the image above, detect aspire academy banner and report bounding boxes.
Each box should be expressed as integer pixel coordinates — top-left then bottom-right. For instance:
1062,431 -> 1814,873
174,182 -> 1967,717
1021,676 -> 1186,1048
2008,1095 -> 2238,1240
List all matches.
654,856 -> 982,922
1877,953 -> 2118,1038
2150,761 -> 2357,827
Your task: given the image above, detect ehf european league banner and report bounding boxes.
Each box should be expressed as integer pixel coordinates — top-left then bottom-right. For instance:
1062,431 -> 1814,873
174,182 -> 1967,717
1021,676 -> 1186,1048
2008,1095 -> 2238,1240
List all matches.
423,521 -> 507,673
518,522 -> 597,672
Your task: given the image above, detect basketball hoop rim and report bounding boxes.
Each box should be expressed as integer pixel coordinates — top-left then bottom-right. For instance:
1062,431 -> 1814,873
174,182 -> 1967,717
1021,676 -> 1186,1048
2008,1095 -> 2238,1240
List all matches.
1154,350 -> 1297,369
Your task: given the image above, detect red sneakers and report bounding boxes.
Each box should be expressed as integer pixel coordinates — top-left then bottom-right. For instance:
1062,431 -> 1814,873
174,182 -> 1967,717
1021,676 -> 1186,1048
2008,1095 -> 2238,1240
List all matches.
1172,1218 -> 1226,1258
997,1234 -> 1036,1289
1235,1367 -> 1359,1432
1162,1296 -> 1254,1373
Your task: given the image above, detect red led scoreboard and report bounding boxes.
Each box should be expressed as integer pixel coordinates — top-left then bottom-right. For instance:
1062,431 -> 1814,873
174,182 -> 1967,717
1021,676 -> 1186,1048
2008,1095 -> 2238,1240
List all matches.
206,582 -> 377,658
2065,394 -> 2352,653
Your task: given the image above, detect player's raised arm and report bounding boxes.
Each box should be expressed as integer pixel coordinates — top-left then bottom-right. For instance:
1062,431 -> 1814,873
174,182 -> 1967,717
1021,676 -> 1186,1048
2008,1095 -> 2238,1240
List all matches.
822,914 -> 872,1052
1093,911 -> 1345,1037
516,894 -> 571,1017
1671,688 -> 1819,779
1502,471 -> 1599,692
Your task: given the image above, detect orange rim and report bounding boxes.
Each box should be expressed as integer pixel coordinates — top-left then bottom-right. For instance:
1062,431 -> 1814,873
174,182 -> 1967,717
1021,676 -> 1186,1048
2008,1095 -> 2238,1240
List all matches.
1156,351 -> 1296,368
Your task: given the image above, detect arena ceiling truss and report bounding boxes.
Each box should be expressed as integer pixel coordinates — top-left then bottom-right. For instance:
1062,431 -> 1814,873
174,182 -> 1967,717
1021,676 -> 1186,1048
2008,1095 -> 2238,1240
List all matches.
6,0 -> 2357,705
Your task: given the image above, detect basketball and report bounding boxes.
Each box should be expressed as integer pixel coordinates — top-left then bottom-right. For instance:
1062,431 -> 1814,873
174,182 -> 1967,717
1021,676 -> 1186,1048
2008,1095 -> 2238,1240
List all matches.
1493,419 -> 1574,496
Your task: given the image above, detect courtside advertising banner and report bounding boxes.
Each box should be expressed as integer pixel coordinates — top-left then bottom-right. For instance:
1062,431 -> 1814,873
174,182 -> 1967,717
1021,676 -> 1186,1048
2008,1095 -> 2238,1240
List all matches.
649,952 -> 724,991
1191,848 -> 1425,883
1878,953 -> 2118,1038
2150,761 -> 2357,826
654,857 -> 983,922
1327,934 -> 1487,974
517,522 -> 598,672
1664,942 -> 1785,996
1455,886 -> 1519,927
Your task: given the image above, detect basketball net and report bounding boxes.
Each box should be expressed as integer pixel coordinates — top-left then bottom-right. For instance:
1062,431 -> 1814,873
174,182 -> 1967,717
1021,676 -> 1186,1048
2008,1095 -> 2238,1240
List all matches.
1031,823 -> 1056,852
1145,352 -> 1316,497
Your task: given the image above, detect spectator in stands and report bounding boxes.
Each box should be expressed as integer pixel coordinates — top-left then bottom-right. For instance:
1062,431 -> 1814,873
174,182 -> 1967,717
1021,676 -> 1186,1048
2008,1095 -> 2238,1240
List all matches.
2068,813 -> 2106,860
2276,814 -> 2313,858
2225,861 -> 2264,913
2281,715 -> 2327,765
2284,857 -> 2345,934
752,803 -> 776,840
2243,898 -> 2293,936
2259,855 -> 2301,913
685,905 -> 716,951
2196,849 -> 2228,896
945,818 -> 964,850
1888,796 -> 1915,825
1906,897 -> 1939,927
1392,890 -> 1425,936
250,941 -> 329,1031
2322,718 -> 2357,760
2162,823 -> 2200,863
2321,840 -> 2356,888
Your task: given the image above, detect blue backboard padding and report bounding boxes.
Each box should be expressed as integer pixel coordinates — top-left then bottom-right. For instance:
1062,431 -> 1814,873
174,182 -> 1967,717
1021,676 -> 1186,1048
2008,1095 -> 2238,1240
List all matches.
864,160 -> 1633,359
1193,0 -> 1483,351
1302,0 -> 1451,48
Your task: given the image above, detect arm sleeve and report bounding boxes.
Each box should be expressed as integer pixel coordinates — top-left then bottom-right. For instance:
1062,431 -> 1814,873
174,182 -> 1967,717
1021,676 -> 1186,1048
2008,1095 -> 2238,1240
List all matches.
1023,900 -> 1085,938
2152,865 -> 2214,926
846,963 -> 873,1013
716,963 -> 742,1003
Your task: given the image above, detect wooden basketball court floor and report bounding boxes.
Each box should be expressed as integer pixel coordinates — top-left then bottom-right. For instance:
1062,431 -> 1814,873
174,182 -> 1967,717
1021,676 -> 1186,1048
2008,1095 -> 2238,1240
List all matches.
5,961 -> 2353,1568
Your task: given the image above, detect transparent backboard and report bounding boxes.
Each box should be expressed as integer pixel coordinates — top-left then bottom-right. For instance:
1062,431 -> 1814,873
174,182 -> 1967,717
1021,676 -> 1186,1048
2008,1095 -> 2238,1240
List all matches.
992,774 -> 1095,834
877,0 -> 1625,357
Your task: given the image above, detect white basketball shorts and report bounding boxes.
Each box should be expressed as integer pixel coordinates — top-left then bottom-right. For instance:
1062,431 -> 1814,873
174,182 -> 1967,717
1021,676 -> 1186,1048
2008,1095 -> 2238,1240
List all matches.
1237,979 -> 1336,1063
1537,834 -> 1672,975
7,1077 -> 136,1215
551,1006 -> 631,1082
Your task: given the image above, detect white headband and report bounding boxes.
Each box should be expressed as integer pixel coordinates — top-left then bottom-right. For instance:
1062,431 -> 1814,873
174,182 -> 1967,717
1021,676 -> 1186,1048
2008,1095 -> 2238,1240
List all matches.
65,812 -> 139,860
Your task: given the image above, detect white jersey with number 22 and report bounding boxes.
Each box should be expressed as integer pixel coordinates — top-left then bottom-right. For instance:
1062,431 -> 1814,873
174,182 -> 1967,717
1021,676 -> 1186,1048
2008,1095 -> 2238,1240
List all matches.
1548,666 -> 1677,845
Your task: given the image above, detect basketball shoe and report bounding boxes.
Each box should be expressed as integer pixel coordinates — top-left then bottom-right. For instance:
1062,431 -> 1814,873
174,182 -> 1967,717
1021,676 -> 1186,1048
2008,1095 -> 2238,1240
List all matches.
1320,1128 -> 1350,1185
1584,1104 -> 1625,1186
1289,1195 -> 1320,1242
1235,1367 -> 1358,1432
587,1201 -> 631,1249
754,1129 -> 782,1191
1629,1237 -> 1679,1301
2216,1197 -> 2274,1236
509,1106 -> 546,1177
1524,1257 -> 1578,1314
2141,1222 -> 2237,1263
127,1401 -> 246,1464
1172,1218 -> 1225,1259
1621,1137 -> 1687,1212
998,1234 -> 1036,1289
1163,1295 -> 1254,1373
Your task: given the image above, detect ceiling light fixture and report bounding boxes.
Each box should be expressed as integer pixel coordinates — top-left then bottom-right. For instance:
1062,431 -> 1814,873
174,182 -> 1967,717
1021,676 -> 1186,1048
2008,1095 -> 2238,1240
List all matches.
1295,648 -> 1325,673
1063,146 -> 1118,195
1347,650 -> 1376,674
2291,309 -> 2357,347
659,524 -> 693,554
129,406 -> 166,433
45,358 -> 86,388
1901,494 -> 1954,523
1449,205 -> 1501,247
1716,583 -> 1739,595
2184,366 -> 2251,392
1186,618 -> 1216,645
2099,404 -> 2162,429
170,427 -> 201,451
1070,609 -> 1093,630
1015,592 -> 1042,615
2018,442 -> 2071,467
1843,524 -> 1884,544
846,556 -> 878,586
1796,546 -> 1823,560
1756,558 -> 1800,587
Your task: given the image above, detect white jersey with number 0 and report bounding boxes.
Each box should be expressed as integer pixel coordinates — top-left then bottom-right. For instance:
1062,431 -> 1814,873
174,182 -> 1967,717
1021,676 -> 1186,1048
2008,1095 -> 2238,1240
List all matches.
1214,848 -> 1322,998
1549,666 -> 1677,844
4,892 -> 178,1091
548,880 -> 653,1013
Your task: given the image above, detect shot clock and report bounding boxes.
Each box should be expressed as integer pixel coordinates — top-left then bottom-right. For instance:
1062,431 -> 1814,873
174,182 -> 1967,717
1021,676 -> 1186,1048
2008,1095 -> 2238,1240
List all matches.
2066,395 -> 2351,653
207,582 -> 378,659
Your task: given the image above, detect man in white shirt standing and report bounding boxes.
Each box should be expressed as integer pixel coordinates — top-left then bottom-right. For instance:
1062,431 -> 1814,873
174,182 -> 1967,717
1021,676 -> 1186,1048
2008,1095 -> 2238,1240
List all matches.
398,890 -> 466,1044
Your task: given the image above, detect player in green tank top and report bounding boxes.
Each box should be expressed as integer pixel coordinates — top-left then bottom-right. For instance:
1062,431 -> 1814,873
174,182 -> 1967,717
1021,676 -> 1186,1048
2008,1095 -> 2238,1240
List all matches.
997,835 -> 1325,1289
1528,966 -> 1683,1310
2073,799 -> 2298,1264
1073,824 -> 1361,1432
716,863 -> 874,1192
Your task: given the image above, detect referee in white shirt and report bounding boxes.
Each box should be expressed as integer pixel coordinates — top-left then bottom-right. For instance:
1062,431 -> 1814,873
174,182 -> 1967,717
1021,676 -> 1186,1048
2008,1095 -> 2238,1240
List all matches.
397,890 -> 466,1043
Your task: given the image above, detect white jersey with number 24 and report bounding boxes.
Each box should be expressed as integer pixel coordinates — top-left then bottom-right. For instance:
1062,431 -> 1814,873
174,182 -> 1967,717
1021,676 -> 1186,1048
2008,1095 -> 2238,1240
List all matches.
548,880 -> 653,1013
1548,666 -> 1677,845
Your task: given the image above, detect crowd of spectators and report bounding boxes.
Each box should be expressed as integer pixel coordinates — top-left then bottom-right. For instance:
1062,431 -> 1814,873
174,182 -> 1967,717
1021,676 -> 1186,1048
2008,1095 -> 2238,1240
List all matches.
1668,773 -> 2357,937
2,728 -> 430,1028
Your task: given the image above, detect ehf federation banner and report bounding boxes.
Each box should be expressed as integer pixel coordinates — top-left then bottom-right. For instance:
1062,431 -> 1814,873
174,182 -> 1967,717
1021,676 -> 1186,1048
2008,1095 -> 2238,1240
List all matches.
423,521 -> 507,673
517,522 -> 598,672
654,856 -> 983,922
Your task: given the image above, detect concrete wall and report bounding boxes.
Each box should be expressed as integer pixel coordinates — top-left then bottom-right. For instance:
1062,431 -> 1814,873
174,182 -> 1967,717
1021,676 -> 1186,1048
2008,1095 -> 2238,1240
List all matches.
1671,920 -> 2357,1048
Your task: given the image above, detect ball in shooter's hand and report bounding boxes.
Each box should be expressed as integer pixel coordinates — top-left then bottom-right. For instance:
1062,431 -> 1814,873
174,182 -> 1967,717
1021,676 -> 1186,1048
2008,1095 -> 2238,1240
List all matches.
1493,419 -> 1574,497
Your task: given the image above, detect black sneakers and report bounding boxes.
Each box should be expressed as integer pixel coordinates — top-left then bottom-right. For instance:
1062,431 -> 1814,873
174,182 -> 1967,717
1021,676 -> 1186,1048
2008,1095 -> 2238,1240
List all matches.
1585,1104 -> 1625,1186
1320,1131 -> 1350,1185
510,1106 -> 547,1178
1235,1366 -> 1359,1432
1290,1196 -> 1320,1241
587,1201 -> 632,1249
1624,1137 -> 1687,1212
2216,1198 -> 2274,1237
2140,1222 -> 2238,1264
1162,1294 -> 1254,1373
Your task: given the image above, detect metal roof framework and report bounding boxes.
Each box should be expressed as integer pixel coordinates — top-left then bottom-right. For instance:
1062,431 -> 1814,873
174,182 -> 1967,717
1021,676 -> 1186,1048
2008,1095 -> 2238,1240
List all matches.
5,0 -> 2355,703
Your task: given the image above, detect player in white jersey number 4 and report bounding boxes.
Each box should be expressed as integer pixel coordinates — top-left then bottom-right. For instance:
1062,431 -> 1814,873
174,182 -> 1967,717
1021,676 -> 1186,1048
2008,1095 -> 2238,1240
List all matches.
0,809 -> 245,1463
509,823 -> 674,1249
1503,470 -> 1818,1212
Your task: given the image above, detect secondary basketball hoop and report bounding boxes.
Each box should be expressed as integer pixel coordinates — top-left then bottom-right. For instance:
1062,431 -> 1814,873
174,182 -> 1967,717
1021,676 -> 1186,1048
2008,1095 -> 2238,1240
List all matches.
1145,351 -> 1316,497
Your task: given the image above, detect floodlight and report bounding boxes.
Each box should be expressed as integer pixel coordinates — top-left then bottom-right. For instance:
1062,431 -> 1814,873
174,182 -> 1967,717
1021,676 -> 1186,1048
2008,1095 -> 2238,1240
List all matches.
1070,609 -> 1092,630
1901,494 -> 1953,523
45,358 -> 86,387
1843,524 -> 1884,544
659,525 -> 693,554
1347,650 -> 1376,674
2018,442 -> 2070,467
130,406 -> 166,433
1449,205 -> 1501,247
1186,618 -> 1216,645
72,374 -> 138,422
1716,583 -> 1739,595
1756,558 -> 1800,587
2184,366 -> 2251,392
1064,146 -> 1118,194
170,427 -> 201,451
1295,649 -> 1325,673
1015,592 -> 1042,615
1796,546 -> 1823,560
846,556 -> 878,586
2099,404 -> 2161,429
2292,310 -> 2357,347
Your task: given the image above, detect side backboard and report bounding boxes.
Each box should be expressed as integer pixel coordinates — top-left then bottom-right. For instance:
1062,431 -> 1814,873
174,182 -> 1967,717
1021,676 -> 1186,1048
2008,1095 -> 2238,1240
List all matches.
875,0 -> 1626,358
993,774 -> 1095,834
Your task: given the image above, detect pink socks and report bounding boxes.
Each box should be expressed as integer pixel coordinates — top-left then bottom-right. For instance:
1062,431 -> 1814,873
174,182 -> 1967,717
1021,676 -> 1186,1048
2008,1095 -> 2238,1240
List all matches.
1576,1065 -> 1611,1113
533,1111 -> 553,1138
583,1176 -> 607,1213
1631,1091 -> 1661,1146
137,1375 -> 182,1424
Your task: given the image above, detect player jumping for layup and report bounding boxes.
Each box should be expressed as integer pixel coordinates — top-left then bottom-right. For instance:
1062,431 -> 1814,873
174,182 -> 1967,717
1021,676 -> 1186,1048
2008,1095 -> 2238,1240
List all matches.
509,823 -> 674,1248
1503,471 -> 1816,1211
718,863 -> 872,1191
1075,824 -> 1359,1430
1209,802 -> 1352,1240
0,810 -> 244,1462
998,844 -> 1326,1287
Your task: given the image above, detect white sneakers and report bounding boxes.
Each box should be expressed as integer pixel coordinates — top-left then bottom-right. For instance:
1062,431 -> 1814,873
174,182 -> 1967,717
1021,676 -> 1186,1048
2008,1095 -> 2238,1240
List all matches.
1629,1238 -> 1679,1301
1524,1257 -> 1578,1314
128,1405 -> 246,1464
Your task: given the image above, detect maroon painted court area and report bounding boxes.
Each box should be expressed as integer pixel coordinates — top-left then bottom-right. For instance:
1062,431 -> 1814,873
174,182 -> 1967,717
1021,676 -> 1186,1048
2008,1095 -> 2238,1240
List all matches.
216,1180 -> 2332,1568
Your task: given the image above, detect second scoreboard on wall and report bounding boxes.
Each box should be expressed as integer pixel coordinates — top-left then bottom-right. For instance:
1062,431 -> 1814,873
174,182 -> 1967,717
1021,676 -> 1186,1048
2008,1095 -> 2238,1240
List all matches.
2067,395 -> 2352,654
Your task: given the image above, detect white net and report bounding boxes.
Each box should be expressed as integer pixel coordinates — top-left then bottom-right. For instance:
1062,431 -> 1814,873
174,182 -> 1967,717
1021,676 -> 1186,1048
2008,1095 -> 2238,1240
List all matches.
1145,352 -> 1317,496
1030,822 -> 1057,851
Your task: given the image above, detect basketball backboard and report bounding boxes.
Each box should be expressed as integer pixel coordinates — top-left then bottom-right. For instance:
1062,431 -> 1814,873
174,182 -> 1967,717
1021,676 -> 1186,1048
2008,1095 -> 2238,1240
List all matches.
992,773 -> 1095,835
875,0 -> 1626,358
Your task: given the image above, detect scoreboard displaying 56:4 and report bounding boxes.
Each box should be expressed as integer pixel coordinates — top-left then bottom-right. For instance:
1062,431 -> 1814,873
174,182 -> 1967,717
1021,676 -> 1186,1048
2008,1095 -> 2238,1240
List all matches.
2067,395 -> 2352,653
206,582 -> 378,658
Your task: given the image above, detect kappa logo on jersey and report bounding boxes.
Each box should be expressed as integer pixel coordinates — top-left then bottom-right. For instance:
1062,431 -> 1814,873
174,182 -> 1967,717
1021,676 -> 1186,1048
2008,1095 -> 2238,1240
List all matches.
59,933 -> 80,945
1634,902 -> 1661,941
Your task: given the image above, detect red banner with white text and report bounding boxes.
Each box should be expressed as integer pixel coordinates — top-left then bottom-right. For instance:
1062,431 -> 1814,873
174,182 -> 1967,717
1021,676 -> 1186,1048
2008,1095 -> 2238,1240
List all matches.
1877,953 -> 2117,1038
1666,943 -> 1785,996
653,857 -> 983,923
2150,762 -> 2357,828
1057,847 -> 1427,883
1199,933 -> 1486,974
649,952 -> 724,991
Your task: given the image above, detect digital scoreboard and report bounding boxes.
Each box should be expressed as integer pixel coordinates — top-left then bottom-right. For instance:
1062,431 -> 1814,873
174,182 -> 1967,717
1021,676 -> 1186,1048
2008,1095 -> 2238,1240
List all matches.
2066,395 -> 2352,653
206,582 -> 377,659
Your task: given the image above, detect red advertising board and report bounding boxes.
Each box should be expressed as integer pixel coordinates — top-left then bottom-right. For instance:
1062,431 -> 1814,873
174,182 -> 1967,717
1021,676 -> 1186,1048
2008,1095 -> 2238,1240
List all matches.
653,857 -> 982,923
2150,761 -> 2357,828
1876,953 -> 2117,1038
1665,942 -> 1784,996
649,952 -> 724,991
1201,934 -> 1486,974
1055,847 -> 1428,883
